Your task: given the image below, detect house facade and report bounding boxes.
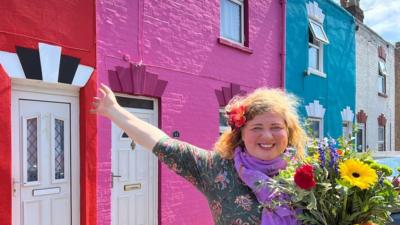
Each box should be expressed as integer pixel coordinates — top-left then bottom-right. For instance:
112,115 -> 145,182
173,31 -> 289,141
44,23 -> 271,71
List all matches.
96,0 -> 285,225
339,1 -> 400,178
286,0 -> 356,139
354,22 -> 396,154
0,1 -> 97,225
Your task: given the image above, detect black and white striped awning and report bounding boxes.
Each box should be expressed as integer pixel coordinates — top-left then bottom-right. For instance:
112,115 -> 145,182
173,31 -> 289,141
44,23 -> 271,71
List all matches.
0,42 -> 94,87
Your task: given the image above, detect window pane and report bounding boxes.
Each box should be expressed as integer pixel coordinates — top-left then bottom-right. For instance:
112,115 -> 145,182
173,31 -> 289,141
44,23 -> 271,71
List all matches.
308,120 -> 320,138
378,127 -> 384,141
342,122 -> 352,138
27,118 -> 38,182
55,119 -> 65,180
378,143 -> 384,151
219,109 -> 230,135
356,128 -> 363,152
308,45 -> 319,70
379,61 -> 387,75
377,76 -> 383,93
219,111 -> 228,127
221,0 -> 242,43
309,20 -> 329,44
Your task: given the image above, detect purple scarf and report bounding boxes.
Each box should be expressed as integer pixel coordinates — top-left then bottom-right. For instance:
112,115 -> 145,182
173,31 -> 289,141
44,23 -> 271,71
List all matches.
234,146 -> 298,225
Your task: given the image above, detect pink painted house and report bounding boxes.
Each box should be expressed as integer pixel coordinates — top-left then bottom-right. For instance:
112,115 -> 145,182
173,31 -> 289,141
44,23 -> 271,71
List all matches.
96,0 -> 286,224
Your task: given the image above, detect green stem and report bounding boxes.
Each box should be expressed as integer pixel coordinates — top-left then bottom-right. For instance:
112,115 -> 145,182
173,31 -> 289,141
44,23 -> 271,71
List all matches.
341,190 -> 348,223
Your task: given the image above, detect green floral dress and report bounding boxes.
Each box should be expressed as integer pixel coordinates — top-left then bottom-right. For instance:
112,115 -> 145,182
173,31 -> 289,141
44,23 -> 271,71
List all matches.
152,137 -> 263,225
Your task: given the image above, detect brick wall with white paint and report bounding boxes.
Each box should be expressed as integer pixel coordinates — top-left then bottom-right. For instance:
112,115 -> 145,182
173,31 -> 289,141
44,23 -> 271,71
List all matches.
355,22 -> 396,154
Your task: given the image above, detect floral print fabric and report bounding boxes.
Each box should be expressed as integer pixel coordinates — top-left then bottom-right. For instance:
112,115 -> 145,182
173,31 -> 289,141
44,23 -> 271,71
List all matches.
152,137 -> 263,225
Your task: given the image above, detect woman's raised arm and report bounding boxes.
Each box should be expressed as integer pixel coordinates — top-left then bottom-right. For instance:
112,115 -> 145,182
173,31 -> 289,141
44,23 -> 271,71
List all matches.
91,84 -> 168,150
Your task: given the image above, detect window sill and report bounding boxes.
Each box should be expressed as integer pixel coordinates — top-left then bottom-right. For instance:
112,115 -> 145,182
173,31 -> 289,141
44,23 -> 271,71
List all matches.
372,152 -> 400,158
378,92 -> 388,98
305,68 -> 326,78
217,37 -> 253,54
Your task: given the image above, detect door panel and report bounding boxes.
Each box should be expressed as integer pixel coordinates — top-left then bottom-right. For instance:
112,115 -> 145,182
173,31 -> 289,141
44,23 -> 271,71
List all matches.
19,100 -> 71,225
112,108 -> 158,225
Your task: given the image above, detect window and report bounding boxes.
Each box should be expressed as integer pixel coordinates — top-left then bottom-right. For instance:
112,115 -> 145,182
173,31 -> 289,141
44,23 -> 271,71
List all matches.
305,100 -> 325,139
307,19 -> 329,75
307,118 -> 323,139
378,60 -> 387,94
220,0 -> 244,44
342,121 -> 352,138
356,123 -> 366,152
309,20 -> 329,44
308,29 -> 320,71
378,126 -> 385,151
219,108 -> 230,135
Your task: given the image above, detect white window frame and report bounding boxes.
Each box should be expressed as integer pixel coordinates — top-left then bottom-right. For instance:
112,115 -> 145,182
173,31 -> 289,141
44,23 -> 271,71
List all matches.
378,60 -> 387,75
219,108 -> 231,135
378,126 -> 385,151
309,19 -> 329,44
378,59 -> 387,94
342,121 -> 352,138
307,19 -> 328,78
356,123 -> 366,152
308,117 -> 323,139
220,0 -> 245,45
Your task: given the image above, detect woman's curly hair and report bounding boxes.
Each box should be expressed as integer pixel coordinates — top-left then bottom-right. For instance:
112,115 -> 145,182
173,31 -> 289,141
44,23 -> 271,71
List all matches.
214,88 -> 308,160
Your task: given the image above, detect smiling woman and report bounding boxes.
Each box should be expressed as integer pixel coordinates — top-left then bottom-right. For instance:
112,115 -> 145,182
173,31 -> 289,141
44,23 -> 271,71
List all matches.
92,85 -> 308,225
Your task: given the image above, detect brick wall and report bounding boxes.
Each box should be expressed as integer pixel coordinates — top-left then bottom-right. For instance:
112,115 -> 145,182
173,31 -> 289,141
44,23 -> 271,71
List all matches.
96,0 -> 284,224
355,22 -> 396,153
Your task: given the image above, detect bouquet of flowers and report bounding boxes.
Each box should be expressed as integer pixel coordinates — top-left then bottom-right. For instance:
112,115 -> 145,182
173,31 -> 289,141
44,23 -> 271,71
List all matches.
265,137 -> 400,225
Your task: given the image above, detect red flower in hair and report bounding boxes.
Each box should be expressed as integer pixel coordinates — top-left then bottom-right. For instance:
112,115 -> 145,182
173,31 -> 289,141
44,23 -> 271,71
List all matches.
294,164 -> 316,190
228,105 -> 246,129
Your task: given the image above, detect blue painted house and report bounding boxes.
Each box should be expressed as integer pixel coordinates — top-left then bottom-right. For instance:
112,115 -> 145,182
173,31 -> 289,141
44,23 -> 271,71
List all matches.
285,0 -> 356,139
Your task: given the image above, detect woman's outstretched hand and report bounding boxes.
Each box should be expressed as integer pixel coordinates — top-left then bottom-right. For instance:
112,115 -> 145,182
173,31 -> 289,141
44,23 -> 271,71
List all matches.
90,83 -> 168,150
91,84 -> 119,117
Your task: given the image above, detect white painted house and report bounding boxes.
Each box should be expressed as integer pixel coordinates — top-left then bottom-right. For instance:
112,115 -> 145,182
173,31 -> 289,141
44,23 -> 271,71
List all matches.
355,21 -> 397,156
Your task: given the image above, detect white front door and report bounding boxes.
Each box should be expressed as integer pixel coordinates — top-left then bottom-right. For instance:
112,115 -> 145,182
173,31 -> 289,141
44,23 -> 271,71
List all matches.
111,98 -> 158,225
12,89 -> 79,225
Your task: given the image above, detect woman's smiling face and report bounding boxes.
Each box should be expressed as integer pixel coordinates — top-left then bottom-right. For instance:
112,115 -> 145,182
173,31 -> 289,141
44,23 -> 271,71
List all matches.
241,111 -> 288,161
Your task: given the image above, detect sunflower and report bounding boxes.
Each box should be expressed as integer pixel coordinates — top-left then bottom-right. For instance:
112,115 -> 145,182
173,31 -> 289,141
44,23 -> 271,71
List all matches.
339,159 -> 378,190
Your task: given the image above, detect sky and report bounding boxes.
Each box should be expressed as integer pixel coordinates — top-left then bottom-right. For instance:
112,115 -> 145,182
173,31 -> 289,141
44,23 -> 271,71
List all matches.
333,0 -> 400,44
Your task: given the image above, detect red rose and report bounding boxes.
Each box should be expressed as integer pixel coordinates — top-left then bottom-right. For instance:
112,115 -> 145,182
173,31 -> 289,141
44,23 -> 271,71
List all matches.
294,164 -> 316,190
228,105 -> 246,128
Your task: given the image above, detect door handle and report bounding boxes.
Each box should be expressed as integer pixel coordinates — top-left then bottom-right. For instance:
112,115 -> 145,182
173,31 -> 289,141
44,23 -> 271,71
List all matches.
111,172 -> 122,188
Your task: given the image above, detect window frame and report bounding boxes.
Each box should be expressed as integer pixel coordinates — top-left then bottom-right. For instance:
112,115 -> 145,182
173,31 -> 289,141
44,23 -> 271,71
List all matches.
219,108 -> 231,135
308,19 -> 329,44
307,19 -> 327,77
307,117 -> 323,139
220,0 -> 245,45
378,60 -> 387,94
342,121 -> 352,139
356,123 -> 366,152
377,125 -> 385,151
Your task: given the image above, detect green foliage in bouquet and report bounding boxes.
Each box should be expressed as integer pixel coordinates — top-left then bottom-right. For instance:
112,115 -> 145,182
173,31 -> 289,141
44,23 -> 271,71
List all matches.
266,137 -> 400,225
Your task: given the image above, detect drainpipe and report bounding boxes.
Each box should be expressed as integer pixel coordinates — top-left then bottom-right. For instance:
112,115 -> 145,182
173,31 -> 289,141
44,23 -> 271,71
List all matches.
281,0 -> 287,89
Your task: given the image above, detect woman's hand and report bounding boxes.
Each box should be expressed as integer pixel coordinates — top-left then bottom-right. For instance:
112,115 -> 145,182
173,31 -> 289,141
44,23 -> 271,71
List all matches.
91,83 -> 120,118
90,83 -> 168,150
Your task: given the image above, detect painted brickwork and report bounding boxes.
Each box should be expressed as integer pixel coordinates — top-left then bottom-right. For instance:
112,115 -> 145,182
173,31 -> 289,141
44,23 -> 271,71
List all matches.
96,0 -> 284,224
355,22 -> 396,153
286,0 -> 356,138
